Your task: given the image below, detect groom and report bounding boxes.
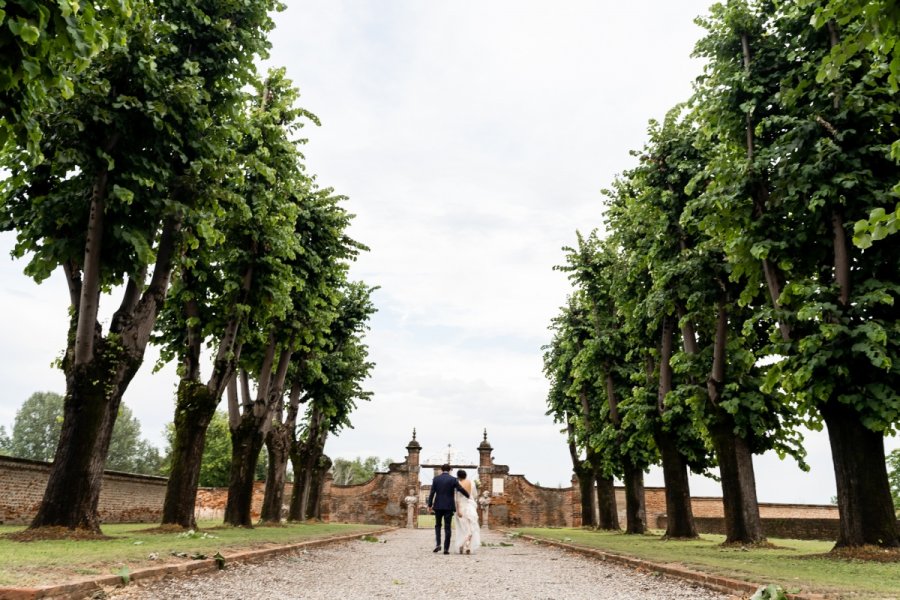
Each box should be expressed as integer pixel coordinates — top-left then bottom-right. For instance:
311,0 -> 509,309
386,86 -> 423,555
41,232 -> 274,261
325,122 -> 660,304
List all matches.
427,463 -> 470,554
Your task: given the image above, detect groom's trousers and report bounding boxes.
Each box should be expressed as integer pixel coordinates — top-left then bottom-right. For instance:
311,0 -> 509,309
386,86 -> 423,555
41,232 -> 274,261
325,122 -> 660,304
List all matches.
433,509 -> 453,551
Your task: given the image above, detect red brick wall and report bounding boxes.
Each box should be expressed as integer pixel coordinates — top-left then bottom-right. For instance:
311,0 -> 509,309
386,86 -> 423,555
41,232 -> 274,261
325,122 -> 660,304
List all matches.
321,471 -> 414,527
488,475 -> 578,528
637,486 -> 839,524
654,515 -> 886,541
193,482 -> 296,521
0,455 -> 167,525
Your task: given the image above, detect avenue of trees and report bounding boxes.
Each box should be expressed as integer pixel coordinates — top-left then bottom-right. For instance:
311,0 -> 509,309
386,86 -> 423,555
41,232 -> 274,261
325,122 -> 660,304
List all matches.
0,0 -> 375,534
545,0 -> 899,549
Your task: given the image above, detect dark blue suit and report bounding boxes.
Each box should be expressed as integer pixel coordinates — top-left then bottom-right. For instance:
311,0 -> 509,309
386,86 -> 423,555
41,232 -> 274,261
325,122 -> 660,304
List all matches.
427,472 -> 469,552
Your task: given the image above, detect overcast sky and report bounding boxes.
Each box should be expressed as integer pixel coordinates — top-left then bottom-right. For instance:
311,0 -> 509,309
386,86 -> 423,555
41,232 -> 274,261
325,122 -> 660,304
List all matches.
1,1 -> 896,504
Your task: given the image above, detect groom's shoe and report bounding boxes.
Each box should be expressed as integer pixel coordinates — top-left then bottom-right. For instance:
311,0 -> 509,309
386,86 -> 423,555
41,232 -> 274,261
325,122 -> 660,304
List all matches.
433,545 -> 440,553
443,550 -> 449,554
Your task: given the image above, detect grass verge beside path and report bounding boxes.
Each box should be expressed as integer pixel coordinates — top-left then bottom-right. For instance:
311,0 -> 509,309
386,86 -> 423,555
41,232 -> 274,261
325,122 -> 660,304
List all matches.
514,528 -> 900,599
0,521 -> 381,587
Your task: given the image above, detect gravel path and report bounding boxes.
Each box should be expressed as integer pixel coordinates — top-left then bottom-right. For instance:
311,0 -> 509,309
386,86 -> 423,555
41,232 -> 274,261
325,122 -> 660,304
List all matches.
110,528 -> 730,599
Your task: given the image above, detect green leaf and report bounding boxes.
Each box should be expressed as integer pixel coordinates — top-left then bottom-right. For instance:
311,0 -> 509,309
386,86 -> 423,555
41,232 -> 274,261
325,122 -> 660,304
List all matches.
111,184 -> 134,204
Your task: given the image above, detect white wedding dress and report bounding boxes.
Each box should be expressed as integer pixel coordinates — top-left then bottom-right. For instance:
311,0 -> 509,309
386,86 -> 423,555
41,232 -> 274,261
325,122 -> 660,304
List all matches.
452,479 -> 481,554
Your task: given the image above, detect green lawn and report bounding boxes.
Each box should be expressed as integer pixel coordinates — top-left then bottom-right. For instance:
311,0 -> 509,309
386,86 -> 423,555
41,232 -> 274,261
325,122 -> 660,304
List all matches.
417,514 -> 435,528
0,521 -> 381,587
514,528 -> 900,599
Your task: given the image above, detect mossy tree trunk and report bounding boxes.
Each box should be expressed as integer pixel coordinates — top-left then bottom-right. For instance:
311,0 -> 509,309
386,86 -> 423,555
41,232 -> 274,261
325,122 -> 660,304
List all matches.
31,217 -> 179,533
162,382 -> 217,528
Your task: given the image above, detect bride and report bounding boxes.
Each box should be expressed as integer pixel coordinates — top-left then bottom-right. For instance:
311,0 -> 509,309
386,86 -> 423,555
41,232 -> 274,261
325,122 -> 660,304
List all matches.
452,469 -> 481,554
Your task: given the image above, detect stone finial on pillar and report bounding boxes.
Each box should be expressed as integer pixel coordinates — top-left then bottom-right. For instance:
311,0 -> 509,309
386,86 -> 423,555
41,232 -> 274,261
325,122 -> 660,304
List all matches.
406,428 -> 422,490
478,429 -> 493,467
406,428 -> 422,455
477,428 -> 494,495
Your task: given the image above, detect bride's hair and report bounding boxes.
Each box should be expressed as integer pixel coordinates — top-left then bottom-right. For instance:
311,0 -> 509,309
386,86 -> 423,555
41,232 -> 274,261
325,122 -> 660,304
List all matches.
457,469 -> 467,480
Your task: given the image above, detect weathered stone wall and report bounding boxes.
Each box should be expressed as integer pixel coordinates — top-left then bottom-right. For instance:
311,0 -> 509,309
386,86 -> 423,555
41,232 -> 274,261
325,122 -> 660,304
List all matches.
321,471 -> 409,527
487,475 -> 578,528
0,455 -> 167,525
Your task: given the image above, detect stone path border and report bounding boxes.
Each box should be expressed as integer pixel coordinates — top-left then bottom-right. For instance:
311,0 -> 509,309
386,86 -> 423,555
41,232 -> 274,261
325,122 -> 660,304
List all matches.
0,526 -> 396,600
506,531 -> 827,600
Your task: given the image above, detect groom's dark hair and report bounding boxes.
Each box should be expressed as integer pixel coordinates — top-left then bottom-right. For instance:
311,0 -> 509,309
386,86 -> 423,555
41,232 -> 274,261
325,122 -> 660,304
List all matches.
441,464 -> 451,472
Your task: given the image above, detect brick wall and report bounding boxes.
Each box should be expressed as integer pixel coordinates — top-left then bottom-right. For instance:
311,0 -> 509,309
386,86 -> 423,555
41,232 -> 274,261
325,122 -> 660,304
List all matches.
193,482 -> 296,521
653,515 -> 898,541
321,463 -> 418,527
1,440 -> 849,537
0,455 -> 167,525
637,487 -> 839,521
488,475 -> 578,528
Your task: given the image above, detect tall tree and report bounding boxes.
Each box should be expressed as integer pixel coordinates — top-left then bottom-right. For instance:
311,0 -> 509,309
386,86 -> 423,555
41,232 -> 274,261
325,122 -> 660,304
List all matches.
543,321 -> 598,528
225,177 -> 367,527
284,282 -> 376,522
650,111 -> 806,544
158,65 -> 311,529
605,168 -> 714,540
556,233 -> 658,534
258,187 -> 367,523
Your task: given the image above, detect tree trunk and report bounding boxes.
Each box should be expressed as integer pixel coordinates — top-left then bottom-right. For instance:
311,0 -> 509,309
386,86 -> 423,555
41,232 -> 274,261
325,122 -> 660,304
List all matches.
31,202 -> 179,533
595,473 -> 620,530
260,423 -> 292,523
287,441 -> 306,522
582,448 -> 601,527
566,419 -> 595,527
30,360 -> 126,531
820,397 -> 900,548
655,316 -> 698,539
623,461 -> 647,534
223,333 -> 293,527
654,424 -> 698,539
298,443 -> 323,520
161,381 -> 217,528
576,472 -> 595,527
705,298 -> 765,544
223,417 -> 265,527
709,416 -> 765,544
307,454 -> 332,520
